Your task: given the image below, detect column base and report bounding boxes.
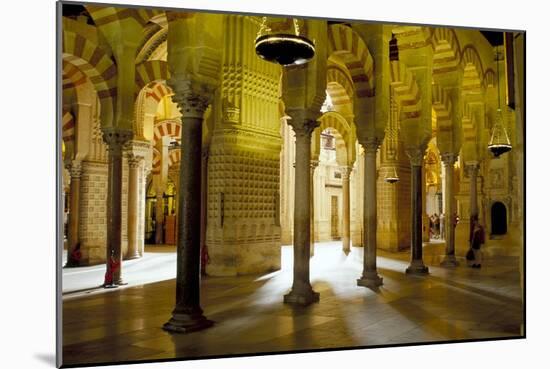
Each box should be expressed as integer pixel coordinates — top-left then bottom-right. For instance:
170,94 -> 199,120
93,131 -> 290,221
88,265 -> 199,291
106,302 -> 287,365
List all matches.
124,253 -> 141,261
284,288 -> 320,306
406,260 -> 429,275
357,272 -> 383,288
440,255 -> 459,267
163,309 -> 214,334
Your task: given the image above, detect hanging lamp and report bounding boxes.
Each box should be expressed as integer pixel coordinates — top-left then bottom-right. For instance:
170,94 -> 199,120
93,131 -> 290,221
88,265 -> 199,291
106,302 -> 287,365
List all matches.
488,46 -> 512,157
255,17 -> 315,66
385,166 -> 400,184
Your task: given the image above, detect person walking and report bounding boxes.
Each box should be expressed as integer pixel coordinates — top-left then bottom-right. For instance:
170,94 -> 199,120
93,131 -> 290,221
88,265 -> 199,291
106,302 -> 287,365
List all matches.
469,217 -> 485,268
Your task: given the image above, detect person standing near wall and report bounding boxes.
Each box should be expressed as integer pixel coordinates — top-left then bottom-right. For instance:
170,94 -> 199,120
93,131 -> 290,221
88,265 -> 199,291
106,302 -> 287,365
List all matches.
469,216 -> 485,268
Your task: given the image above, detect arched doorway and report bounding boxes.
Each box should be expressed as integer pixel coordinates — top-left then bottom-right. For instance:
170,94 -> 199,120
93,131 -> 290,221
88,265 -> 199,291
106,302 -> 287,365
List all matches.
491,201 -> 507,235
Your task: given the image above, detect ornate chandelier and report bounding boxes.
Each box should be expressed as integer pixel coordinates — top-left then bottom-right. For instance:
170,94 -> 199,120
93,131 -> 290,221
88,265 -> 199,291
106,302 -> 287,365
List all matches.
488,48 -> 512,158
255,17 -> 315,66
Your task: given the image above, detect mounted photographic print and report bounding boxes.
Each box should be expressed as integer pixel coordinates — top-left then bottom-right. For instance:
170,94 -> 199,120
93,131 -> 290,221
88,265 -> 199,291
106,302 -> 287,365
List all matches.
57,0 -> 526,367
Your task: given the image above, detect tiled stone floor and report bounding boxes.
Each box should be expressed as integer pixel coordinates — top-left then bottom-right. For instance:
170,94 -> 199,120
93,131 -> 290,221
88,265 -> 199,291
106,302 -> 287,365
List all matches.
62,242 -> 524,367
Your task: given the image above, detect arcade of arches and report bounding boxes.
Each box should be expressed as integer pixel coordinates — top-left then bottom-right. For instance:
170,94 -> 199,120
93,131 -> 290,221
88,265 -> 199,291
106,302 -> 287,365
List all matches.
60,3 -> 525,365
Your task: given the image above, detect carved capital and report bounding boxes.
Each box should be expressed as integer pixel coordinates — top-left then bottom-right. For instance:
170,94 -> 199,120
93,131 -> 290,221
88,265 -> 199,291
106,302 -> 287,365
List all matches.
340,166 -> 353,180
466,161 -> 480,177
441,152 -> 458,166
310,159 -> 319,170
168,78 -> 213,119
289,118 -> 319,139
360,137 -> 381,155
286,108 -> 320,138
406,148 -> 425,167
67,160 -> 82,179
102,127 -> 133,153
127,154 -> 144,169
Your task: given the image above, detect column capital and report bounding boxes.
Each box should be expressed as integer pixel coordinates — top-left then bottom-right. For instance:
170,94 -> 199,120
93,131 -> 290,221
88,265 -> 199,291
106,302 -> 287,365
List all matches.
359,137 -> 381,154
168,78 -> 214,119
66,160 -> 82,179
406,148 -> 425,167
465,160 -> 480,170
340,166 -> 353,179
310,159 -> 319,170
102,127 -> 133,152
287,109 -> 320,138
127,153 -> 144,169
441,152 -> 458,166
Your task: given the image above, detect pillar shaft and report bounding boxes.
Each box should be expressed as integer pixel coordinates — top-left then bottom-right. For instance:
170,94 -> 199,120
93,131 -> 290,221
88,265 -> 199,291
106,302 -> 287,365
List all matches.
468,162 -> 480,242
441,153 -> 458,266
103,128 -> 133,285
341,166 -> 351,255
163,83 -> 213,333
468,163 -> 479,217
358,139 -> 383,287
406,148 -> 429,274
284,117 -> 319,306
200,150 -> 209,275
310,160 -> 318,257
66,161 -> 82,267
126,154 -> 143,260
155,191 -> 164,244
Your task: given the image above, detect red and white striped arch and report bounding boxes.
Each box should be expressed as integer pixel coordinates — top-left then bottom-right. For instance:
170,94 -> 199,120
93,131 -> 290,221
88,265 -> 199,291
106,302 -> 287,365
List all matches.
151,118 -> 182,175
326,65 -> 354,108
328,24 -> 375,98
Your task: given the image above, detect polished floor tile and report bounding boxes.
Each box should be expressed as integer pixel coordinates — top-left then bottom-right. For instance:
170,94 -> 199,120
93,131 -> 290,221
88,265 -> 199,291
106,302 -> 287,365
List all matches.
62,242 -> 524,366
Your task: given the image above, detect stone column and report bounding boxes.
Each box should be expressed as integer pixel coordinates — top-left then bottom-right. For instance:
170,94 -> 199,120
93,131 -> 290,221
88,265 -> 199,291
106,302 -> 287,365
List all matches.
103,127 -> 133,285
65,160 -> 82,267
357,138 -> 383,287
200,149 -> 209,275
468,162 -> 479,216
441,153 -> 459,267
126,154 -> 143,260
284,116 -> 320,306
155,190 -> 164,244
164,82 -> 213,333
467,161 -> 479,238
405,148 -> 429,275
310,159 -> 318,257
341,166 -> 352,255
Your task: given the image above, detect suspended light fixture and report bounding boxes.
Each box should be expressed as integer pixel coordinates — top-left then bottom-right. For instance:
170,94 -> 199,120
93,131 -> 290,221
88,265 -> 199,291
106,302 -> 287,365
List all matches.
488,47 -> 512,158
385,166 -> 400,184
255,17 -> 315,66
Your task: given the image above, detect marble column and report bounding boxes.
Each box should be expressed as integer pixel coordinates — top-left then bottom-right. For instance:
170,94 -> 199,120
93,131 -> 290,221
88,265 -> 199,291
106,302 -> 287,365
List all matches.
441,153 -> 459,267
164,83 -> 213,333
155,190 -> 164,244
405,148 -> 429,275
310,160 -> 318,257
284,116 -> 320,306
341,166 -> 352,255
200,149 -> 209,275
126,154 -> 143,260
357,138 -> 383,287
103,127 -> 133,285
65,160 -> 82,267
467,161 -> 480,238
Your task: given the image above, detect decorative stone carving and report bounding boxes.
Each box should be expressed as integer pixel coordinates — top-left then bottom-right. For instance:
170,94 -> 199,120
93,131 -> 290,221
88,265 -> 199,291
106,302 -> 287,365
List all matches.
361,137 -> 381,154
102,127 -> 133,152
168,78 -> 213,118
68,160 -> 82,179
127,153 -> 144,169
441,152 -> 458,166
406,148 -> 425,167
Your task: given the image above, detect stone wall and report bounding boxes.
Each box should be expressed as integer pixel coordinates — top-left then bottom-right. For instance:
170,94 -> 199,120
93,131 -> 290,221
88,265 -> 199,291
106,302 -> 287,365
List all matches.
79,160 -> 108,265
